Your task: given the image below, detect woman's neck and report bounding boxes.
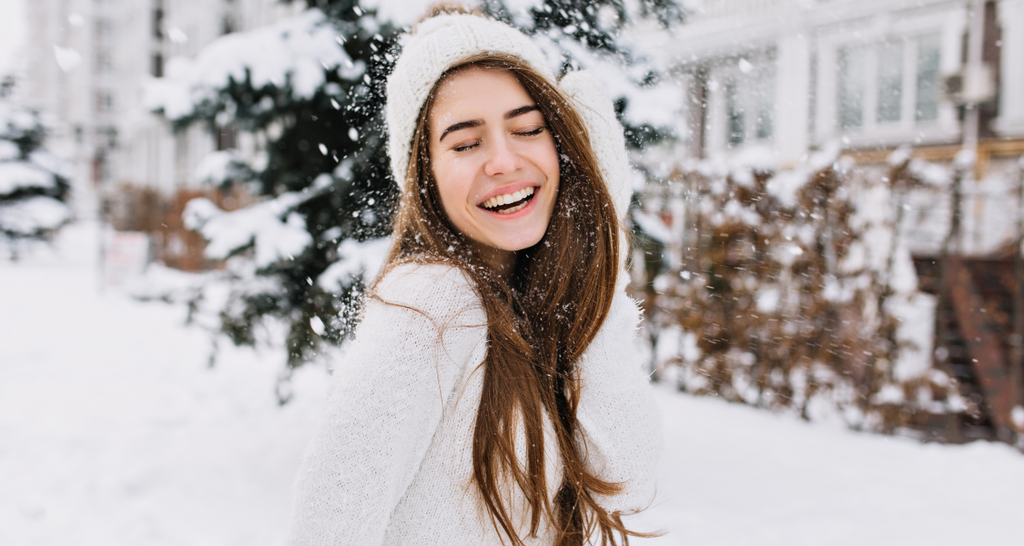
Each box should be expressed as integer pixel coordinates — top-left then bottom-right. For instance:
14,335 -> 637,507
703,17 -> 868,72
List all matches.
470,241 -> 516,279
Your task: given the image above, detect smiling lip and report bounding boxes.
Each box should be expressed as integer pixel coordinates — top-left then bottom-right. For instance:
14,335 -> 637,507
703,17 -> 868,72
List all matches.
476,181 -> 540,207
478,187 -> 540,220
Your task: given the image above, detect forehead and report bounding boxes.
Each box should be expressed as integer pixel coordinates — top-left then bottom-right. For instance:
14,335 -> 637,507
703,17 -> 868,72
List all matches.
429,66 -> 535,126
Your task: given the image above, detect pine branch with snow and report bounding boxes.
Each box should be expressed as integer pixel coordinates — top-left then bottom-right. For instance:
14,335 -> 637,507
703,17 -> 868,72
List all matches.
0,101 -> 72,259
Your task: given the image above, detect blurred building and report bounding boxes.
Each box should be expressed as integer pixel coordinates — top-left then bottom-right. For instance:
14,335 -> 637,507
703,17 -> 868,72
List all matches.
20,0 -> 302,268
669,0 -> 1023,254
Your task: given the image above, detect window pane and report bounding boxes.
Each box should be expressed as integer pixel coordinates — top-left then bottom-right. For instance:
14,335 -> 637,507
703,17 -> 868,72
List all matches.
96,91 -> 113,113
877,42 -> 903,123
95,19 -> 114,44
151,53 -> 163,77
916,34 -> 940,121
755,79 -> 773,140
838,46 -> 865,129
726,81 -> 744,146
96,52 -> 111,73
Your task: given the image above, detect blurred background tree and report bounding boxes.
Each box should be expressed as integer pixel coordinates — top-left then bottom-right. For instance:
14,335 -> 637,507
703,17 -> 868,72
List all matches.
0,80 -> 72,259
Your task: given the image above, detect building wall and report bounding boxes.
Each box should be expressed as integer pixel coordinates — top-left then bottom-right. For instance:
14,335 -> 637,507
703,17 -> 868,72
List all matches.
22,0 -> 107,200
995,0 -> 1024,136
671,0 -> 982,161
811,1 -> 965,149
111,0 -> 303,194
665,0 -> 1024,257
21,0 -> 303,200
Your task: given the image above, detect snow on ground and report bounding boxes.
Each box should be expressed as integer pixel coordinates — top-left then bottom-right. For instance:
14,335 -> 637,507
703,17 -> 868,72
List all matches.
2,222 -> 1022,546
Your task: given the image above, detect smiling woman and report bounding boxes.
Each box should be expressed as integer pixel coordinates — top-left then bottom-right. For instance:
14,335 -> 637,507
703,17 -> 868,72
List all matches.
287,10 -> 662,546
428,66 -> 560,275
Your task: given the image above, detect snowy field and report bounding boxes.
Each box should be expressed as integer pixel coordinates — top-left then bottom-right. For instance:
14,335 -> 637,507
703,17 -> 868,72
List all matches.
2,222 -> 1023,546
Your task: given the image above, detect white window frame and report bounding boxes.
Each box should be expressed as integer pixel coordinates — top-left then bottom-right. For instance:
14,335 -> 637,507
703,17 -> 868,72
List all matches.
705,52 -> 776,156
814,8 -> 964,148
994,0 -> 1024,137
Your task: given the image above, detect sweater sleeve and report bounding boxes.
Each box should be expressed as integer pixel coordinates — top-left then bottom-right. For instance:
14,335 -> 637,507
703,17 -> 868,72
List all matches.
286,263 -> 487,545
575,291 -> 662,514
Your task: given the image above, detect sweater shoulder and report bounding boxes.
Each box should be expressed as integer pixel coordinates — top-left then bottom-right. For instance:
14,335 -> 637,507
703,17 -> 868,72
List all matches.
372,261 -> 483,325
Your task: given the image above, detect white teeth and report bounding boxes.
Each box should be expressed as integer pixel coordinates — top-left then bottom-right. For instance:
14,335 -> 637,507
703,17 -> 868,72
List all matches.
482,187 -> 535,210
497,201 -> 528,214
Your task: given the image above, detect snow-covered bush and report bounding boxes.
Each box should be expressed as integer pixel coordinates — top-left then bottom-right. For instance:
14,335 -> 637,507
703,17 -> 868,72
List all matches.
145,0 -> 685,395
0,102 -> 72,259
635,148 -> 962,432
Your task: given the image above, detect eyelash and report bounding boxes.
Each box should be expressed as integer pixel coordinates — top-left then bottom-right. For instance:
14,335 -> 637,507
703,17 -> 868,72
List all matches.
516,127 -> 545,137
451,127 -> 546,152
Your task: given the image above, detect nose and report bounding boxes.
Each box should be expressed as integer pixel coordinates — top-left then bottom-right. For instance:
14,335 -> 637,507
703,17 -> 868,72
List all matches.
483,134 -> 522,177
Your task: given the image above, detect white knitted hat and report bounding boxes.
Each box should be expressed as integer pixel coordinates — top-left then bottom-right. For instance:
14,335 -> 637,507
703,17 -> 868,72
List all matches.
385,13 -> 632,220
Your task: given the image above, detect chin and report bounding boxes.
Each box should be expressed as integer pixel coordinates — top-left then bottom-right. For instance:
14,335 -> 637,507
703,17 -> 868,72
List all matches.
498,231 -> 547,252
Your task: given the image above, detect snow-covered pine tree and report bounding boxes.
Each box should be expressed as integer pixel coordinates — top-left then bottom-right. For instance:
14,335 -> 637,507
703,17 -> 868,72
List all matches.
0,85 -> 72,259
147,0 -> 683,398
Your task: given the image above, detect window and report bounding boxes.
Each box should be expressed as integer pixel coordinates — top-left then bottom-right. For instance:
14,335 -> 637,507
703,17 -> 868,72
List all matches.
915,35 -> 941,121
836,33 -> 942,131
755,88 -> 773,140
222,15 -> 237,35
152,3 -> 164,40
95,19 -> 114,45
96,51 -> 113,74
99,126 -> 117,149
718,59 -> 774,148
96,90 -> 114,113
838,45 -> 867,129
877,42 -> 903,123
726,81 -> 744,146
151,53 -> 163,77
217,126 -> 236,151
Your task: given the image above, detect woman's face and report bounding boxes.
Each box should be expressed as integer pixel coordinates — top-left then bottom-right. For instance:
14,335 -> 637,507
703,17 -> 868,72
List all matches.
427,66 -> 559,271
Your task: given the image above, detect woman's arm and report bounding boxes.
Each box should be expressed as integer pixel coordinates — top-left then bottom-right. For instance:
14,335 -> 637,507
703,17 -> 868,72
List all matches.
575,292 -> 663,514
286,264 -> 487,545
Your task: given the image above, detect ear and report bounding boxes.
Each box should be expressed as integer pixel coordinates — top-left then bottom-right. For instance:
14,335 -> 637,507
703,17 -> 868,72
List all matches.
557,70 -> 634,221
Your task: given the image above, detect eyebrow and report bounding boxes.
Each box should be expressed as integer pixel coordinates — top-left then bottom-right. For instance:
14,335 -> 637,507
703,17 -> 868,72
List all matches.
438,104 -> 540,142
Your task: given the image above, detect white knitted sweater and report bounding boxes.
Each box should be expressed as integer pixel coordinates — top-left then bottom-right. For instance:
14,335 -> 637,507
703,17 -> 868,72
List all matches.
287,263 -> 662,545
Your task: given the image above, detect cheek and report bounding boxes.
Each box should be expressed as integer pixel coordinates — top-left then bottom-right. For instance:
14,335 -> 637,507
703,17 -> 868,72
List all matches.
432,158 -> 474,215
537,143 -> 561,187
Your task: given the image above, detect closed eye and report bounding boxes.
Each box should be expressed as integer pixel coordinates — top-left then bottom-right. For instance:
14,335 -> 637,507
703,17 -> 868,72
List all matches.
514,127 -> 546,137
452,140 -> 480,152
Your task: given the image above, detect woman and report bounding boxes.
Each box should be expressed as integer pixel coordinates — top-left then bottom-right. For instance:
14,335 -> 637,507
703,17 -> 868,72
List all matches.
287,11 -> 661,546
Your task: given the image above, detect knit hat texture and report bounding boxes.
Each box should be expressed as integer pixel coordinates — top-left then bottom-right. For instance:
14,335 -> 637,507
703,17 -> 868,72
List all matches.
385,13 -> 632,219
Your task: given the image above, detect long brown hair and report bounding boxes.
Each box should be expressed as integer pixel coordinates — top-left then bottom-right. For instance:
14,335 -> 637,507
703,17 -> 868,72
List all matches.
379,52 -> 637,545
